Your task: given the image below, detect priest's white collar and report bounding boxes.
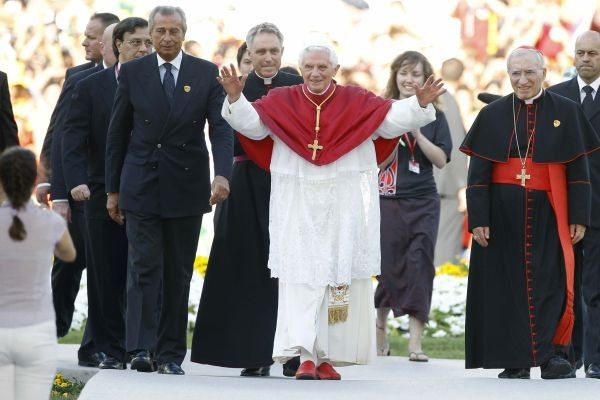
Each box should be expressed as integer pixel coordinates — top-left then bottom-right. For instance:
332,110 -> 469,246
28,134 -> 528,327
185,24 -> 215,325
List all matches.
524,89 -> 543,104
577,74 -> 600,94
254,70 -> 278,85
307,82 -> 332,96
157,50 -> 183,70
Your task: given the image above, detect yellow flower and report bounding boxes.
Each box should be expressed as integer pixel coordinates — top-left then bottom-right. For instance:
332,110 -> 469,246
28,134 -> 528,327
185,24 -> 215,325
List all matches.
193,255 -> 208,277
61,382 -> 69,388
63,393 -> 69,398
436,262 -> 468,277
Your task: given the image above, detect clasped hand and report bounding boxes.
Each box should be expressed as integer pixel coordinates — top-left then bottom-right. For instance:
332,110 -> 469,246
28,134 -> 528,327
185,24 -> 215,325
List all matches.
209,175 -> 230,205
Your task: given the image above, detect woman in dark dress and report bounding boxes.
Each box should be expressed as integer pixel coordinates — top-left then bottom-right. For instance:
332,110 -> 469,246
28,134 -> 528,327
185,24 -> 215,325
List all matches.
375,51 -> 452,361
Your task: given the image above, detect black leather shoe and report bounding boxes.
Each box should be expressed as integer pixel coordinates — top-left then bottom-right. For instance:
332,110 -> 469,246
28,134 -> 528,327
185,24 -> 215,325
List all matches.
586,363 -> 600,378
283,357 -> 300,377
99,357 -> 126,370
498,368 -> 530,379
573,359 -> 584,370
130,350 -> 156,372
157,362 -> 185,375
240,366 -> 270,377
78,352 -> 106,368
541,356 -> 575,379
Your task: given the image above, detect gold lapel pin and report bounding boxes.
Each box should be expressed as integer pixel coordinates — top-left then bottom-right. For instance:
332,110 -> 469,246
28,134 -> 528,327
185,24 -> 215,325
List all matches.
184,85 -> 191,93
553,119 -> 561,127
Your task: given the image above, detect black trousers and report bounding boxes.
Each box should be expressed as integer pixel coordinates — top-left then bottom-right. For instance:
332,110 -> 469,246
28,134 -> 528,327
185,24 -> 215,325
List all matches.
85,214 -> 128,361
51,201 -> 96,358
125,211 -> 202,365
581,227 -> 600,367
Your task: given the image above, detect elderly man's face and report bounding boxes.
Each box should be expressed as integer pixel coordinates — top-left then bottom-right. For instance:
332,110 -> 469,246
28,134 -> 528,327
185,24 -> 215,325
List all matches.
300,50 -> 339,94
248,32 -> 283,78
151,12 -> 185,62
508,54 -> 546,100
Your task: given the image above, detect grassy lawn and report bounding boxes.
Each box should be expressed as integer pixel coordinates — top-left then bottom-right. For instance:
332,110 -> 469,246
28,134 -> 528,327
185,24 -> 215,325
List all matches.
60,330 -> 465,360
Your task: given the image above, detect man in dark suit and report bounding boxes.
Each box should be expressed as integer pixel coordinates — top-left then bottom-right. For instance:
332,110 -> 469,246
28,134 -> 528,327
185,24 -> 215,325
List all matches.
0,70 -> 18,152
105,5 -> 232,375
39,14 -> 120,368
548,30 -> 600,379
62,17 -> 152,370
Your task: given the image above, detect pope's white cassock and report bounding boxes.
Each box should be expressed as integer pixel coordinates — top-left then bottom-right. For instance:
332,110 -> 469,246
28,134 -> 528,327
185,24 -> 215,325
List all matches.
222,86 -> 435,366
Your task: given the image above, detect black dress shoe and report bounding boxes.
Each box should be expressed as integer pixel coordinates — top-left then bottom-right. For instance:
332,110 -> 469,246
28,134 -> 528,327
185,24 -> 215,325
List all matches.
283,357 -> 300,377
541,356 -> 575,379
78,352 -> 106,368
130,350 -> 156,372
157,362 -> 185,375
498,368 -> 530,379
99,357 -> 126,370
586,363 -> 600,378
240,366 -> 270,377
573,359 -> 584,370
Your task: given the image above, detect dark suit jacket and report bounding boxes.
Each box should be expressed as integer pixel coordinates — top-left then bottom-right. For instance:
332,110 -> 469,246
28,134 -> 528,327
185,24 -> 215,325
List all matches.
50,65 -> 103,201
105,52 -> 233,217
40,62 -> 96,175
0,71 -> 18,152
549,77 -> 600,228
63,66 -> 118,219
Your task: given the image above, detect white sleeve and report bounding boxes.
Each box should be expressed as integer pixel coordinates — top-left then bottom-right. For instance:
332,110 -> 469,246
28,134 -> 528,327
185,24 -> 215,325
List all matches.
221,94 -> 271,140
374,96 -> 436,139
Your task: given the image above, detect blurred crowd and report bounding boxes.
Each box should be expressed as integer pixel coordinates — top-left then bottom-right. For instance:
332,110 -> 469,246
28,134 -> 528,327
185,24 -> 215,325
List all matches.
1,0 -> 599,153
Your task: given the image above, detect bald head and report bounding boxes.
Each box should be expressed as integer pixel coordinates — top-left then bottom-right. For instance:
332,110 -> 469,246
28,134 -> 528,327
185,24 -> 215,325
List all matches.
575,30 -> 600,84
101,23 -> 118,67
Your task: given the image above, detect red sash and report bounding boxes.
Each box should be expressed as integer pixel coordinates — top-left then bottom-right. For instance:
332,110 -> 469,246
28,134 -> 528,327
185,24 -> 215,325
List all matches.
491,157 -> 574,346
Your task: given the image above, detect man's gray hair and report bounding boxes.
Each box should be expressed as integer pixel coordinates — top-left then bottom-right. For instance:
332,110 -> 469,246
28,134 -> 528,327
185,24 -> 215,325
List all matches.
298,44 -> 339,67
507,47 -> 545,69
246,22 -> 284,49
149,6 -> 187,34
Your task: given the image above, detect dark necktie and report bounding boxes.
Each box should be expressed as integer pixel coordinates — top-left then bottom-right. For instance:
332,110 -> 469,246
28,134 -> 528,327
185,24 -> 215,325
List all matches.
582,85 -> 594,118
163,63 -> 175,106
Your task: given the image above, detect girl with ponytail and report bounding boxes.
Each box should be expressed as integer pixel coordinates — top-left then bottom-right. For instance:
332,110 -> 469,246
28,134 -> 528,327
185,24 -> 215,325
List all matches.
0,147 -> 76,400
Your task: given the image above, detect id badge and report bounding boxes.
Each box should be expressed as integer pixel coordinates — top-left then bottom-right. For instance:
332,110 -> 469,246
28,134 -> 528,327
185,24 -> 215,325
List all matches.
408,159 -> 420,174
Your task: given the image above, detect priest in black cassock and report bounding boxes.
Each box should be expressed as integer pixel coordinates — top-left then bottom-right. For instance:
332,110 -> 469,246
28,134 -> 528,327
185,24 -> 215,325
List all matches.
460,47 -> 600,379
191,23 -> 302,377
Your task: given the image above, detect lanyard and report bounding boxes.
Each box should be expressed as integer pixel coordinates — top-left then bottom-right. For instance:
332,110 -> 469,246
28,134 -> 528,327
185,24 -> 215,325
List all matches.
403,132 -> 417,161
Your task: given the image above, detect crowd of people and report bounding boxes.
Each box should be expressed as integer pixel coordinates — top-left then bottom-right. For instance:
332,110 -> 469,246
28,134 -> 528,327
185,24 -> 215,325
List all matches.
2,1 -> 600,399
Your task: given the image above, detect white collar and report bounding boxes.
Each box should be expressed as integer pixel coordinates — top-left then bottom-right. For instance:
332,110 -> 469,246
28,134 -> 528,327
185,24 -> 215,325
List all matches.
307,81 -> 332,96
524,88 -> 543,104
157,50 -> 183,70
254,70 -> 278,85
577,74 -> 600,93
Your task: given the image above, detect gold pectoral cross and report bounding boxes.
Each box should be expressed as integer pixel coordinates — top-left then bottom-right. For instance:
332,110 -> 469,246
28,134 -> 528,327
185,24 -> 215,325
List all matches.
516,168 -> 531,187
308,138 -> 324,160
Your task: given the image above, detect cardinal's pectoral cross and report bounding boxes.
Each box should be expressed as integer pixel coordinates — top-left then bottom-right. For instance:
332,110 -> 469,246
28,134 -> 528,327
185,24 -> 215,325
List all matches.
516,168 -> 531,187
308,139 -> 323,160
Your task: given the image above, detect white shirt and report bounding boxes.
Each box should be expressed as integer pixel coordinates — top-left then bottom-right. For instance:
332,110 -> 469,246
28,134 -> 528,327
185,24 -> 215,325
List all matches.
157,50 -> 183,85
577,75 -> 600,103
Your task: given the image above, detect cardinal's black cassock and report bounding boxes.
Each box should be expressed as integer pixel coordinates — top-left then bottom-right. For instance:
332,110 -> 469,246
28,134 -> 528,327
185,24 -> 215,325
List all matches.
460,90 -> 600,369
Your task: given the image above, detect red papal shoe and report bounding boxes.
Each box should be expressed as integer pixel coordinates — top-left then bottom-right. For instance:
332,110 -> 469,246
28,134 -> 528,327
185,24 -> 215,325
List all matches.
295,360 -> 317,380
316,362 -> 341,380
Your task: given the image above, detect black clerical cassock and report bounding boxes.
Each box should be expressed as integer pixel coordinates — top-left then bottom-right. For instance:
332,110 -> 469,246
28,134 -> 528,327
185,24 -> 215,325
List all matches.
460,90 -> 600,369
191,70 -> 303,368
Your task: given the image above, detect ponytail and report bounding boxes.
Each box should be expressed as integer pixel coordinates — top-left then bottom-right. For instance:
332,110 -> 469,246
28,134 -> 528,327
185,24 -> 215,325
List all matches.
0,147 -> 37,242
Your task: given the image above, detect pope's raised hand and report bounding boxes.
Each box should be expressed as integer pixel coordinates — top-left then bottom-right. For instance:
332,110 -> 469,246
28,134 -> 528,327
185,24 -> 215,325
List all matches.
217,64 -> 248,104
414,76 -> 446,108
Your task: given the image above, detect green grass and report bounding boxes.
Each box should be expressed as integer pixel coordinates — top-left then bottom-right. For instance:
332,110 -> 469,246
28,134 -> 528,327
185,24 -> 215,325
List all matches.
389,333 -> 465,360
61,329 -> 465,360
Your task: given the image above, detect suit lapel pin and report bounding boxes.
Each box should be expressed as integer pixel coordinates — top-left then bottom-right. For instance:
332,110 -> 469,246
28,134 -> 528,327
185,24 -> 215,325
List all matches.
184,85 -> 191,93
553,119 -> 560,127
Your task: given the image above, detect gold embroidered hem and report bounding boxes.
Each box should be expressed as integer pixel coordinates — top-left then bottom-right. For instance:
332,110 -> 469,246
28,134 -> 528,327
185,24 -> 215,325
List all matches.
328,284 -> 350,324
